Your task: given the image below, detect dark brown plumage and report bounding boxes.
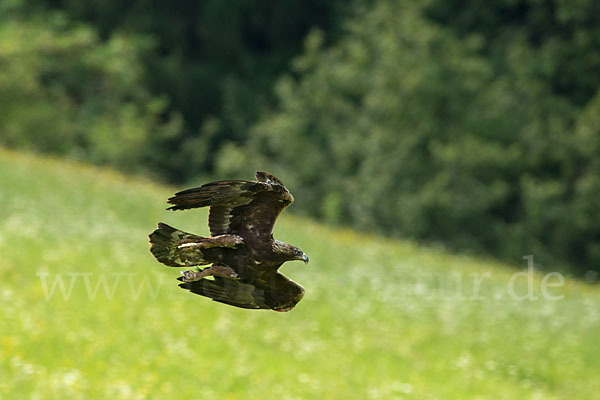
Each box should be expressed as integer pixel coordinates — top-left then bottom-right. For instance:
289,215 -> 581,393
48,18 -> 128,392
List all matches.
148,171 -> 308,311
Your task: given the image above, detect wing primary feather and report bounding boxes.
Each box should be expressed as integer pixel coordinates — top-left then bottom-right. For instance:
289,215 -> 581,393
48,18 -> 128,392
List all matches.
166,180 -> 252,211
177,276 -> 269,309
255,171 -> 285,186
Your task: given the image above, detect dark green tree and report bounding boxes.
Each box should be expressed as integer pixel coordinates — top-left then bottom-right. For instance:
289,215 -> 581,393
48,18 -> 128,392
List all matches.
0,5 -> 181,175
218,0 -> 600,274
21,0 -> 346,181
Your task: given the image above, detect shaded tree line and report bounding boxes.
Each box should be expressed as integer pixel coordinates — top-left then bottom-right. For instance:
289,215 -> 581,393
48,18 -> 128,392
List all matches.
7,0 -> 345,181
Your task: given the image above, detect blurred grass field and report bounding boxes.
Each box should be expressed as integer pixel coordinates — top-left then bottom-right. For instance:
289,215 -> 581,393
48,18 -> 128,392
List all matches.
1,148 -> 599,399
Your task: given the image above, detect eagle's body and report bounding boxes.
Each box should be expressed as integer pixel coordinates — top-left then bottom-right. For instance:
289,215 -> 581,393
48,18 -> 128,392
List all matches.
149,172 -> 308,312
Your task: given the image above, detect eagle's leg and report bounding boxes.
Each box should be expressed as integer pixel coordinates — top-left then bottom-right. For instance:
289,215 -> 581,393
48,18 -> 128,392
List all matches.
177,235 -> 244,250
181,264 -> 238,282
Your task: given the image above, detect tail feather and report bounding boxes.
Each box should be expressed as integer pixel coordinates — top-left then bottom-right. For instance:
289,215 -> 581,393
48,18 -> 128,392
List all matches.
149,223 -> 211,267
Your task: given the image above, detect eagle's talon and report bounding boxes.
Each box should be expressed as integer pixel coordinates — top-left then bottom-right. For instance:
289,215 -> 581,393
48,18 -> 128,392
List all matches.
182,269 -> 199,282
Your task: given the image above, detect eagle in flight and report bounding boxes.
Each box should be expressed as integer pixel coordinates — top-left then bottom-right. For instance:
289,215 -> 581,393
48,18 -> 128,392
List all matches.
149,171 -> 308,312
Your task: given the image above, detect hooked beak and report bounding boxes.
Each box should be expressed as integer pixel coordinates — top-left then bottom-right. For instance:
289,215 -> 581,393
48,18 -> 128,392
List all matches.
302,253 -> 309,264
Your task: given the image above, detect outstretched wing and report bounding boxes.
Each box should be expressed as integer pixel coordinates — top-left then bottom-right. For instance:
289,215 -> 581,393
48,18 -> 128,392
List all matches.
167,172 -> 294,239
177,272 -> 305,311
177,276 -> 270,309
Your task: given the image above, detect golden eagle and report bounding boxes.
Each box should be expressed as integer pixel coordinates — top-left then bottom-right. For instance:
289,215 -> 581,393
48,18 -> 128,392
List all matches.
149,171 -> 308,312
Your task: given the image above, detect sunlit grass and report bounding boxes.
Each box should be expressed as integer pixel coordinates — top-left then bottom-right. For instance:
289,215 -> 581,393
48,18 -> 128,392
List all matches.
1,148 -> 599,399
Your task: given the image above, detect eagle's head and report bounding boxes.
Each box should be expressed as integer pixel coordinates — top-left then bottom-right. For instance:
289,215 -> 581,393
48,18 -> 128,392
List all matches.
273,240 -> 309,264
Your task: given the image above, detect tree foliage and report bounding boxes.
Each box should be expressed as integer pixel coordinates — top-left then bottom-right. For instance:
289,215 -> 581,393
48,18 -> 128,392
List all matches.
18,0 -> 345,182
218,0 -> 600,274
0,5 -> 181,175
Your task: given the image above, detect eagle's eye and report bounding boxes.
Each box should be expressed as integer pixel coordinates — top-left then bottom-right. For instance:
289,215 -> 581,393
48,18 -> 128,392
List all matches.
294,250 -> 301,256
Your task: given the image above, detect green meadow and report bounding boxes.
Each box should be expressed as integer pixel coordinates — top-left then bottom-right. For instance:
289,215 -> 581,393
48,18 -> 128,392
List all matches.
1,148 -> 599,399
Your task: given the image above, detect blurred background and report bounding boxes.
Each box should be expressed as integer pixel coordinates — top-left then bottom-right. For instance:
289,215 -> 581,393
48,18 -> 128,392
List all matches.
2,1 -> 600,398
1,0 -> 599,275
